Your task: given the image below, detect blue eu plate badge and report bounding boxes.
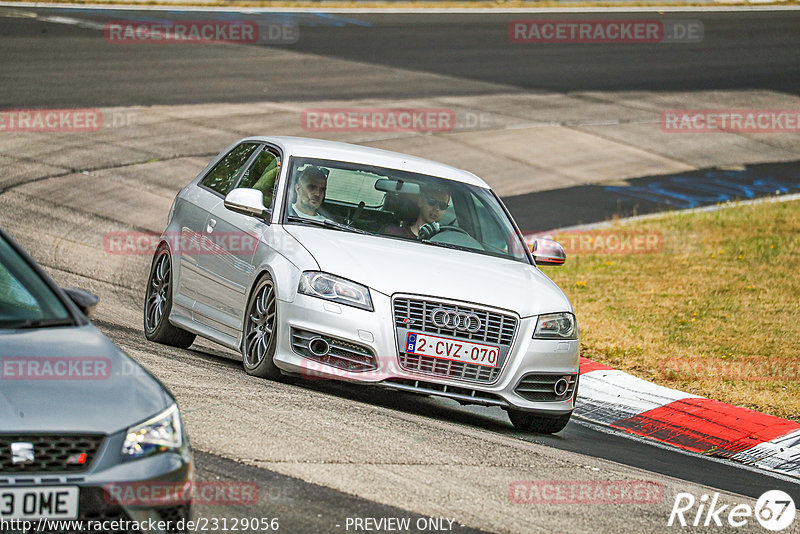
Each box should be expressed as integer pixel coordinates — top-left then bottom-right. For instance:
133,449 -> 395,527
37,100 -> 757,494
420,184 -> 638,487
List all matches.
406,333 -> 417,353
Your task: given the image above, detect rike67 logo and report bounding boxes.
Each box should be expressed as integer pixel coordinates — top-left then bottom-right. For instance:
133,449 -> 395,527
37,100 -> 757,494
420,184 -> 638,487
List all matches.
668,490 -> 796,531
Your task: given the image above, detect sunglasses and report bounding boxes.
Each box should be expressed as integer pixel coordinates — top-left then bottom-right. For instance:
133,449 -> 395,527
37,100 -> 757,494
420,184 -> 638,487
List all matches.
425,197 -> 449,210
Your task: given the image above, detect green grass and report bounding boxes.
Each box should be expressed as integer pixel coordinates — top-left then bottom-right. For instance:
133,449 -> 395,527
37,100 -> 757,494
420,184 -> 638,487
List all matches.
545,198 -> 800,421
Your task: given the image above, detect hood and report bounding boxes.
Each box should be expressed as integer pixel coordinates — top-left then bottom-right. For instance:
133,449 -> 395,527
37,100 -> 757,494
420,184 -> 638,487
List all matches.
0,324 -> 172,434
285,226 -> 571,317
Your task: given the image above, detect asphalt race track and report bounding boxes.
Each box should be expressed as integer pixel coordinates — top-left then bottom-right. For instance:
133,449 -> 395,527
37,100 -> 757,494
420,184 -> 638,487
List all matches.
1,9 -> 799,107
1,6 -> 799,533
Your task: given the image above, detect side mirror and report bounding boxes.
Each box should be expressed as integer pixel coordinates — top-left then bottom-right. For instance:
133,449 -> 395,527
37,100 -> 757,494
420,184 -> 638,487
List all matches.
63,287 -> 99,317
532,238 -> 566,266
224,188 -> 270,221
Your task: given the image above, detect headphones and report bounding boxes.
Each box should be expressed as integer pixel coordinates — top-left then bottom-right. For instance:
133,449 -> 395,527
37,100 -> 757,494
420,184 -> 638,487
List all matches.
417,222 -> 440,241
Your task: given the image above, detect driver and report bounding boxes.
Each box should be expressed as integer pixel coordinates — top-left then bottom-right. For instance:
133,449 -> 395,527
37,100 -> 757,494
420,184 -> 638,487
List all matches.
289,166 -> 329,221
385,184 -> 450,239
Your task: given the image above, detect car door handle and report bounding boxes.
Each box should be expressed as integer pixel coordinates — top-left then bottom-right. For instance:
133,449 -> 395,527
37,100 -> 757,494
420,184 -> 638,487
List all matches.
206,218 -> 217,233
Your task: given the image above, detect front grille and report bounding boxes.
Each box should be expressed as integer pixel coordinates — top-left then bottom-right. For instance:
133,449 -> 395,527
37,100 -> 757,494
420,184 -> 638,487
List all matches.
0,435 -> 104,473
393,297 -> 517,345
291,328 -> 377,372
514,373 -> 578,402
393,296 -> 518,384
399,352 -> 501,383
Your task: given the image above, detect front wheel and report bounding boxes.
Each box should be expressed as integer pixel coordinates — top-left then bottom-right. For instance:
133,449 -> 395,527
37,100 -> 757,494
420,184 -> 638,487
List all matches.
143,247 -> 196,348
242,274 -> 282,379
507,410 -> 572,434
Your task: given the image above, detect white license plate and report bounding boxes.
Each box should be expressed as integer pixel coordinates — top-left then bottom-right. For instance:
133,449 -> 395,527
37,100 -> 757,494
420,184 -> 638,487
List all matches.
0,487 -> 79,520
405,332 -> 499,368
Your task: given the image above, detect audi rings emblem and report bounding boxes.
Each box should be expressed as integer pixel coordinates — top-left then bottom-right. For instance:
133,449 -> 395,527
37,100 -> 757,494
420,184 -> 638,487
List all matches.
430,308 -> 482,333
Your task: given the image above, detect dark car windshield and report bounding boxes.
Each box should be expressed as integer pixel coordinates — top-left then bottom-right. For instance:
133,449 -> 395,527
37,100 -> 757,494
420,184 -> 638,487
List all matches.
0,234 -> 73,328
283,157 -> 531,264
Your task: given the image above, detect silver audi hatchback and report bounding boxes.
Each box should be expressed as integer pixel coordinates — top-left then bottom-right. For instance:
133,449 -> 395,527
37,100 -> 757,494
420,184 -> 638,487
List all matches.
144,136 -> 579,433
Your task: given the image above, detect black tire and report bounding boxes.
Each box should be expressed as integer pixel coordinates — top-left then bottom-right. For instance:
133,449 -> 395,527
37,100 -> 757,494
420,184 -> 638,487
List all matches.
241,274 -> 282,379
143,247 -> 196,349
507,410 -> 572,434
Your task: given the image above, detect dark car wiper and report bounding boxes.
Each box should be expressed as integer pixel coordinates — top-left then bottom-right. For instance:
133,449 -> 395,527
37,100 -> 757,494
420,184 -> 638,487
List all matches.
419,238 -> 528,263
0,317 -> 76,329
287,215 -> 371,235
418,238 -> 474,253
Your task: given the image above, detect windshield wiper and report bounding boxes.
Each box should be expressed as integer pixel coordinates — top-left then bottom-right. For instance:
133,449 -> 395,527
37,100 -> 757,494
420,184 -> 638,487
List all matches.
0,318 -> 75,330
287,215 -> 371,235
419,238 -> 527,263
417,238 -> 474,253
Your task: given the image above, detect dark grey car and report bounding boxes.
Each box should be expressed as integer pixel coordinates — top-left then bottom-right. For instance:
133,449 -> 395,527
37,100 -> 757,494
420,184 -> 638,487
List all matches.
0,228 -> 191,533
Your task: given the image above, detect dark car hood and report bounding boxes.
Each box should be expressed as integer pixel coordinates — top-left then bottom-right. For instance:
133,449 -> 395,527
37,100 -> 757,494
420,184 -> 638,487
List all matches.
0,324 -> 172,434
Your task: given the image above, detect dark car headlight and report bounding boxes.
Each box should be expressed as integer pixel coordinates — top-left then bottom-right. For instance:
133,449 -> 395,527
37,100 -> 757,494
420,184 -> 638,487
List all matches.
122,404 -> 184,460
533,312 -> 578,340
298,271 -> 373,311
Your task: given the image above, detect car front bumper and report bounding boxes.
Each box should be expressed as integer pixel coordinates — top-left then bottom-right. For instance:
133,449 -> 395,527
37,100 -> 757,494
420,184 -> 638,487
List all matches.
0,432 -> 191,534
272,292 -> 580,414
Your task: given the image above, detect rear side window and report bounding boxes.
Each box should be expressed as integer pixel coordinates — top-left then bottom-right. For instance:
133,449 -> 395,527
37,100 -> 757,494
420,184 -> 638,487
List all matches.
201,143 -> 258,195
237,148 -> 281,209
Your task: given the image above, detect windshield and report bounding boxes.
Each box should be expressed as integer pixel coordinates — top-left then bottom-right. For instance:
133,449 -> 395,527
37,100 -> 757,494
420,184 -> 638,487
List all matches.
0,235 -> 73,328
283,157 -> 530,264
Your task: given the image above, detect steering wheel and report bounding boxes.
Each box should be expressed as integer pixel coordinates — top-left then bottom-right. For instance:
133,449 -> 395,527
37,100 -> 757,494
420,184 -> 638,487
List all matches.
435,225 -> 471,237
418,223 -> 470,241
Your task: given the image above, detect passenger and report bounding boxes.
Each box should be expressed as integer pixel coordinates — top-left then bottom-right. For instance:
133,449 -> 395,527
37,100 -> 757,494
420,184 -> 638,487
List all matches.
289,166 -> 329,221
385,184 -> 450,239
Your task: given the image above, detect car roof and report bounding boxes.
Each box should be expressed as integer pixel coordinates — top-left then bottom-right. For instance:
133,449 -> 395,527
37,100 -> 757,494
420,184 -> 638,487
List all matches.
242,136 -> 490,188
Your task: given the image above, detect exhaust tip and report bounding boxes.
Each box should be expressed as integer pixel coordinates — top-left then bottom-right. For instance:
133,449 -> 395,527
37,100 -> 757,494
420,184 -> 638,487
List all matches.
309,337 -> 330,357
553,378 -> 570,397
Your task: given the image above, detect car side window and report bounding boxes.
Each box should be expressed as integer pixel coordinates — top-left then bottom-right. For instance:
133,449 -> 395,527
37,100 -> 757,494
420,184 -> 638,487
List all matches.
0,238 -> 71,323
201,143 -> 258,196
0,262 -> 40,318
237,148 -> 281,209
472,194 -> 508,249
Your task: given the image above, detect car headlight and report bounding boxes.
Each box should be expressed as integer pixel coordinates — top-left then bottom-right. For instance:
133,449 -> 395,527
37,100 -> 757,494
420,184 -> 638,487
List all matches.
534,312 -> 578,340
122,404 -> 183,460
298,271 -> 373,311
